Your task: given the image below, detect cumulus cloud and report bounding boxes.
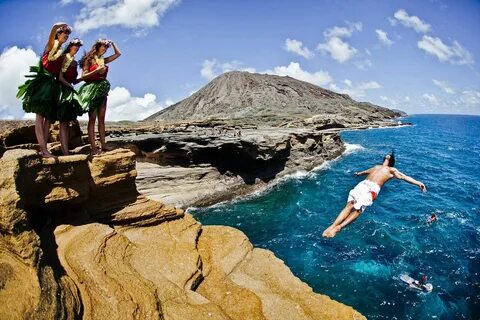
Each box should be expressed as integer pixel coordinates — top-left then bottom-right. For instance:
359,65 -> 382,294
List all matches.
200,59 -> 255,80
329,80 -> 381,98
200,59 -> 332,87
316,22 -> 362,63
379,95 -> 398,108
392,9 -> 431,33
422,93 -> 440,105
284,38 -> 314,59
456,90 -> 480,108
63,0 -> 180,34
106,86 -> 173,121
421,90 -> 480,113
0,46 -> 39,120
263,62 -> 332,86
323,21 -> 362,38
433,79 -> 455,94
375,29 -> 393,46
418,36 -> 474,65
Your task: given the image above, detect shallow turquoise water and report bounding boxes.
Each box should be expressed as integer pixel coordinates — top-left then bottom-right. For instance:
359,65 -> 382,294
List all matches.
191,115 -> 480,319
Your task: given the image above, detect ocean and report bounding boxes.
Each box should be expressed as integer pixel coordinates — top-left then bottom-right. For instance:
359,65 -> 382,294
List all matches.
191,114 -> 480,319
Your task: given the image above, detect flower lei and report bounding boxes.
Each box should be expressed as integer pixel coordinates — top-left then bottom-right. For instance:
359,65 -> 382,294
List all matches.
93,54 -> 105,68
61,53 -> 74,73
48,40 -> 63,61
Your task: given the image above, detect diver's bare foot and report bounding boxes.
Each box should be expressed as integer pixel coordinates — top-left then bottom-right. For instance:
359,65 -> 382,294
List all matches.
322,226 -> 333,237
324,225 -> 342,238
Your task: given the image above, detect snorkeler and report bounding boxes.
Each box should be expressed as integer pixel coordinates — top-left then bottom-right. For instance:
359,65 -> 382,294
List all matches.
427,214 -> 437,224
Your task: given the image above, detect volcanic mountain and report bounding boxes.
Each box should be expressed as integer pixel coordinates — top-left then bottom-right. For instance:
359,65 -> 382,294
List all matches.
144,71 -> 404,123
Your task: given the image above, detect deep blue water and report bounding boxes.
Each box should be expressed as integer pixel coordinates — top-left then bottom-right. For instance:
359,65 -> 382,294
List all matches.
191,115 -> 480,320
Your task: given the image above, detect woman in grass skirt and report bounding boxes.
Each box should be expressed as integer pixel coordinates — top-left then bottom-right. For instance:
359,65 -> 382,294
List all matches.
17,22 -> 71,158
57,38 -> 84,155
78,39 -> 121,155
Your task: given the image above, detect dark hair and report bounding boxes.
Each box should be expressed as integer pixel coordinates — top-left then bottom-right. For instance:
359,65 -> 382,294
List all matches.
388,151 -> 395,167
62,39 -> 83,55
54,25 -> 72,40
79,40 -> 110,69
384,151 -> 395,167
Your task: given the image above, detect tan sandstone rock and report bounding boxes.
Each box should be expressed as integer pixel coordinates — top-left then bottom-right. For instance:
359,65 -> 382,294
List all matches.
0,148 -> 365,320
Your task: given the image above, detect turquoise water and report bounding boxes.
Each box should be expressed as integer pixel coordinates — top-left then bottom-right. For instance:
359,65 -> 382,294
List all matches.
191,115 -> 480,319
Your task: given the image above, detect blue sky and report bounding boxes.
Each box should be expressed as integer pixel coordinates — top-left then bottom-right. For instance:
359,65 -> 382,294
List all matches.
0,0 -> 479,120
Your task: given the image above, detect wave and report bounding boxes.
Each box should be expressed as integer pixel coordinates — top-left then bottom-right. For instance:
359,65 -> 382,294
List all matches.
344,143 -> 365,155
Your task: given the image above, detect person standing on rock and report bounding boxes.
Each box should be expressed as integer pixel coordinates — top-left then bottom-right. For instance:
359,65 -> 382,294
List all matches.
57,38 -> 85,155
17,22 -> 72,158
78,39 -> 121,155
322,152 -> 427,238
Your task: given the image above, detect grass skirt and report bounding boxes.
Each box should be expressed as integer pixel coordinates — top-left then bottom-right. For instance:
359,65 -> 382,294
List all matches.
57,85 -> 84,121
17,64 -> 60,120
78,80 -> 110,114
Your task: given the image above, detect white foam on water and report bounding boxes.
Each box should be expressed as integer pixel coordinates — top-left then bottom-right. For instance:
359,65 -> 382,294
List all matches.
344,143 -> 365,155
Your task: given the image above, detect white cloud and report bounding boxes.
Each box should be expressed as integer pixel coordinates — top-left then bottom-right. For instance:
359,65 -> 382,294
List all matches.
418,35 -> 474,65
433,79 -> 455,94
380,95 -> 398,108
106,86 -> 173,121
200,59 -> 255,80
420,90 -> 480,114
316,22 -> 361,63
263,62 -> 332,86
355,58 -> 373,70
422,93 -> 440,105
392,9 -> 431,33
329,80 -> 381,98
0,46 -> 39,120
457,90 -> 480,107
317,37 -> 358,63
284,38 -> 314,59
323,21 -> 362,38
64,0 -> 180,34
388,17 -> 397,27
200,59 -> 332,87
375,29 -> 393,46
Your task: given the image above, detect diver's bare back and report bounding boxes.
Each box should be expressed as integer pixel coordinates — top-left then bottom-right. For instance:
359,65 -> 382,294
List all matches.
365,165 -> 395,187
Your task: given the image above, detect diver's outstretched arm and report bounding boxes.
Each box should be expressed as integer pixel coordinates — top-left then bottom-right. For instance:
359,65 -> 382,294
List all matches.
393,169 -> 427,192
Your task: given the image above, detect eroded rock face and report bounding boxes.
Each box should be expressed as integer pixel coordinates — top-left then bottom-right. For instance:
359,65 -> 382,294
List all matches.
114,128 -> 345,208
0,148 -> 365,319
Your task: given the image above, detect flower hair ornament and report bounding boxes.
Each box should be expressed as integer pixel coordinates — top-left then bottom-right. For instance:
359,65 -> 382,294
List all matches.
69,38 -> 83,47
96,39 -> 111,48
57,25 -> 72,34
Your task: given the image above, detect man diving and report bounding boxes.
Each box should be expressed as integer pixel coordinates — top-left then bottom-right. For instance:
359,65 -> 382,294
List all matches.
322,152 -> 427,238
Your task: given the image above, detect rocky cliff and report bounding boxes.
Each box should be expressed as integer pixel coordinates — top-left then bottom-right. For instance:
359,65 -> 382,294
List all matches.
107,127 -> 345,209
145,71 -> 405,124
0,148 -> 365,319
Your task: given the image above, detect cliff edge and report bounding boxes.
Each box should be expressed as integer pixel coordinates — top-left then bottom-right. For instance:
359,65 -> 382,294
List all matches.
0,148 -> 365,320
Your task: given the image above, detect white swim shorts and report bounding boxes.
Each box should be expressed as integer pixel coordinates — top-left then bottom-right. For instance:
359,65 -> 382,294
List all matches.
347,180 -> 381,212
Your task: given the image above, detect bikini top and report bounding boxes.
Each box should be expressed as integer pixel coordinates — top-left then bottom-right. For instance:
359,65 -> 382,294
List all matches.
85,55 -> 109,82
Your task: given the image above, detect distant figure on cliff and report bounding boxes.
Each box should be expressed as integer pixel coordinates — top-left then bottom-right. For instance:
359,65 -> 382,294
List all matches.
322,152 -> 427,238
